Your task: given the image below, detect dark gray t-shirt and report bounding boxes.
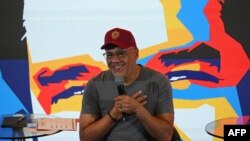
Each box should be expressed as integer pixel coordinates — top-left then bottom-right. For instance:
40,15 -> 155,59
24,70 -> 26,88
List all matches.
81,66 -> 173,141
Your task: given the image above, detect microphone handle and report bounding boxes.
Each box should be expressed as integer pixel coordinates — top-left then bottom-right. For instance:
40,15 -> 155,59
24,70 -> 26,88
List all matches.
122,113 -> 128,121
117,85 -> 128,121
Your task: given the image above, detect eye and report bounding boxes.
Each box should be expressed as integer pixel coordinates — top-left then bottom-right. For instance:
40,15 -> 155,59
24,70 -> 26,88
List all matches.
104,52 -> 114,59
116,51 -> 126,57
107,52 -> 114,57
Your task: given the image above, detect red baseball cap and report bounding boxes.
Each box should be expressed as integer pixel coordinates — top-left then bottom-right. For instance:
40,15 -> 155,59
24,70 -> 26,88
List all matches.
101,28 -> 137,50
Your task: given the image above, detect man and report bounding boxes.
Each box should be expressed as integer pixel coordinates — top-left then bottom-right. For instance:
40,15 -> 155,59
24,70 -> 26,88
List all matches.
79,27 -> 174,141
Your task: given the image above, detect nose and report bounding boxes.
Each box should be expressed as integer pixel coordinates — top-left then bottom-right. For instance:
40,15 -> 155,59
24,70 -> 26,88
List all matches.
107,54 -> 121,64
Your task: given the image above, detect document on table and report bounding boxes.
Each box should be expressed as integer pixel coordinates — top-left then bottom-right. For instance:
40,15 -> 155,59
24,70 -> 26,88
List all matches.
23,127 -> 59,134
37,118 -> 77,131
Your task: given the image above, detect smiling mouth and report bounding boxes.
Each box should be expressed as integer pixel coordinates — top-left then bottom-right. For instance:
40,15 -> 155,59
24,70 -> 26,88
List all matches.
111,63 -> 125,72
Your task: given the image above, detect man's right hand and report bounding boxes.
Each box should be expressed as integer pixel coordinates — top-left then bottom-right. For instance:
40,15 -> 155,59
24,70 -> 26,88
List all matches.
109,99 -> 124,120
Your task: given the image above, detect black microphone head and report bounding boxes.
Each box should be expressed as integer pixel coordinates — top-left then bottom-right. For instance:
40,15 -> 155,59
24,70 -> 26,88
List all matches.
115,76 -> 124,86
115,76 -> 126,95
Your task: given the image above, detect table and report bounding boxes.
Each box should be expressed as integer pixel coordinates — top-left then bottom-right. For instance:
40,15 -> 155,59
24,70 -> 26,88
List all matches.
0,114 -> 62,141
205,116 -> 250,139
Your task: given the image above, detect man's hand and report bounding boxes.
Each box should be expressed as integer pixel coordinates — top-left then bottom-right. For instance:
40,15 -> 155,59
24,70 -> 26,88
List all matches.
114,91 -> 147,114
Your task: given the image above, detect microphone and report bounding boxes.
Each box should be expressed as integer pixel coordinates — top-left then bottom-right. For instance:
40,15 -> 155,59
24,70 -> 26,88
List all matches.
115,76 -> 128,121
115,76 -> 126,95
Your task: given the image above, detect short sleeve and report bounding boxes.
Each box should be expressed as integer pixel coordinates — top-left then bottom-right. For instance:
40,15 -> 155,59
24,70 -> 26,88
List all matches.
81,79 -> 100,116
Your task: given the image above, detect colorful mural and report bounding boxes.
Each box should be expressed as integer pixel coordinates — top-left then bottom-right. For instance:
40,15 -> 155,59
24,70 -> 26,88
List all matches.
0,0 -> 249,140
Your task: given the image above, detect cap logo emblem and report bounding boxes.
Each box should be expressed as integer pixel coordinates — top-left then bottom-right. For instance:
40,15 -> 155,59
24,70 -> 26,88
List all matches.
111,31 -> 120,39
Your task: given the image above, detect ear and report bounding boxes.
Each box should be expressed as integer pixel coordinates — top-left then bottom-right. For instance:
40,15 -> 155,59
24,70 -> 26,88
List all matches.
134,50 -> 139,59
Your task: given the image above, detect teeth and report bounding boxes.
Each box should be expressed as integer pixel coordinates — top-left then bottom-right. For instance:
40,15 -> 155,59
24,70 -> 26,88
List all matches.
114,66 -> 122,69
111,63 -> 124,71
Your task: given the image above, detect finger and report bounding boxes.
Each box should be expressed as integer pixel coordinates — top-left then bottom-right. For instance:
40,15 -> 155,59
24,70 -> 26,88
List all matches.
114,95 -> 126,101
140,100 -> 147,106
122,103 -> 128,108
136,95 -> 147,103
114,96 -> 121,101
114,100 -> 122,105
119,104 -> 124,111
114,101 -> 123,110
131,91 -> 142,99
119,106 -> 129,112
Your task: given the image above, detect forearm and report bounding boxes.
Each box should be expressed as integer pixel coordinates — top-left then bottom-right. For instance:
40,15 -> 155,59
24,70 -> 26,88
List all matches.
136,107 -> 173,141
80,115 -> 115,141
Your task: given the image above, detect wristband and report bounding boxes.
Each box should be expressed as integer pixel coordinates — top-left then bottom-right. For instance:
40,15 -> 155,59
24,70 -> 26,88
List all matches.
107,112 -> 117,122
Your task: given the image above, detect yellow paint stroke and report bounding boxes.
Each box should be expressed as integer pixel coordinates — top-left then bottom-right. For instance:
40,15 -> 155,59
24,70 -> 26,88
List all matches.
139,0 -> 193,59
172,63 -> 201,71
64,80 -> 88,89
171,80 -> 191,90
51,95 -> 83,113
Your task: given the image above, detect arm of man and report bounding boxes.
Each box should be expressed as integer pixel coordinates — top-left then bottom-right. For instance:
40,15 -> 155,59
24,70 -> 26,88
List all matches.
79,113 -> 115,141
134,74 -> 174,141
135,106 -> 174,141
79,79 -> 123,141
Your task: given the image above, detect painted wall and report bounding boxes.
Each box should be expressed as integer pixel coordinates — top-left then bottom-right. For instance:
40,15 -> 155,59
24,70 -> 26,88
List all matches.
1,0 -> 249,140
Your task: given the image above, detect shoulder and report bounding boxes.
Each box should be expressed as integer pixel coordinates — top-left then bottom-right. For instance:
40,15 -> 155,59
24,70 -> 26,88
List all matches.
90,70 -> 114,82
83,70 -> 113,98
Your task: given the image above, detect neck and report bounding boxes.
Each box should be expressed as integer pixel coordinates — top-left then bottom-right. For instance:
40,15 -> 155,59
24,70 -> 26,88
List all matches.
124,65 -> 141,86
